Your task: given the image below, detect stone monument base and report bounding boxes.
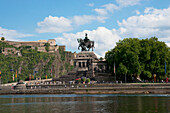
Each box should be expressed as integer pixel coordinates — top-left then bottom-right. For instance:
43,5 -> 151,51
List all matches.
54,51 -> 113,83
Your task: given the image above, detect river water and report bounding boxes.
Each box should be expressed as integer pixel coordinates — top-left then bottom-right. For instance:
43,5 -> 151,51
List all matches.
0,94 -> 170,113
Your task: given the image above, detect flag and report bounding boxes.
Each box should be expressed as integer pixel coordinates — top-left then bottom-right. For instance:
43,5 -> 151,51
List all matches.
0,71 -> 1,79
165,60 -> 167,75
15,70 -> 17,78
114,62 -> 116,74
13,74 -> 14,81
31,74 -> 34,79
46,74 -> 47,79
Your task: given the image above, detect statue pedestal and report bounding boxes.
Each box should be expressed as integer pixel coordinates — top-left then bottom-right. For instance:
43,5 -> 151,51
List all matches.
74,51 -> 98,78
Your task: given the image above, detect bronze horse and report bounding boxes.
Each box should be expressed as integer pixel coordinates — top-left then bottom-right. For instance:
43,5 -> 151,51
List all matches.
77,38 -> 95,51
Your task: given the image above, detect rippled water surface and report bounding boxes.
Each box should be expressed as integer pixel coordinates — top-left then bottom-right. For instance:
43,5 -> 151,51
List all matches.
0,94 -> 170,113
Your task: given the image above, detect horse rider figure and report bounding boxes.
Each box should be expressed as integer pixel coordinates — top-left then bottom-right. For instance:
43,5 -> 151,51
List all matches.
77,33 -> 95,51
84,33 -> 90,44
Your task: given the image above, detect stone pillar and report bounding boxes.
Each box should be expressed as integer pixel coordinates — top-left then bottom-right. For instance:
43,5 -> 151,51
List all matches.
85,61 -> 87,67
103,65 -> 106,72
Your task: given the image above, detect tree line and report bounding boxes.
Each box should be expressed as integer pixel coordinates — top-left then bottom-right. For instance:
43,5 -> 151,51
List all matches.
105,37 -> 170,82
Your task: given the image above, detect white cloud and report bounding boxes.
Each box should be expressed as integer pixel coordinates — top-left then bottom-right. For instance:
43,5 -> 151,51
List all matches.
94,8 -> 108,15
103,3 -> 119,12
0,27 -> 33,41
36,1 -> 141,34
36,15 -> 107,33
94,1 -> 139,16
73,15 -> 107,26
88,3 -> 94,7
116,0 -> 141,7
144,7 -> 154,14
55,27 -> 121,57
166,43 -> 170,47
118,7 -> 170,43
94,3 -> 119,15
135,10 -> 140,15
36,16 -> 72,33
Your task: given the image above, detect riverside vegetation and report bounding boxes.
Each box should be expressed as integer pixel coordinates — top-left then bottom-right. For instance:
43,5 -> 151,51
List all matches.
105,37 -> 170,82
0,41 -> 74,84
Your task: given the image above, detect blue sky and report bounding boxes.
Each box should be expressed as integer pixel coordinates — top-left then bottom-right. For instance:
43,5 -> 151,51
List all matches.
0,0 -> 170,57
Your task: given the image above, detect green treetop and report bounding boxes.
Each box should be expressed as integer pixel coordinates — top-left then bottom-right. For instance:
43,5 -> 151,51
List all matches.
105,37 -> 170,81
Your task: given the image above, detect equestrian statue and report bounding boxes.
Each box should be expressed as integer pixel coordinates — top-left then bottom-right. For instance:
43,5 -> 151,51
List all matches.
77,33 -> 95,51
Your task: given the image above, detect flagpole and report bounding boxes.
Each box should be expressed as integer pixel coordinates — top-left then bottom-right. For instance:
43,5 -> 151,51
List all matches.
0,71 -> 1,85
13,74 -> 14,82
16,70 -> 17,83
51,67 -> 52,78
165,60 -> 167,76
114,62 -> 116,83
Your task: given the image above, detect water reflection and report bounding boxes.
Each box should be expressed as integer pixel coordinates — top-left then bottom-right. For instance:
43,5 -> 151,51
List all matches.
0,94 -> 170,113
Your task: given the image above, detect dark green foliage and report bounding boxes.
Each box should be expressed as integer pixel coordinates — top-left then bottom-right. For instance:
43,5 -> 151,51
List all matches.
35,47 -> 38,51
0,42 -> 16,53
99,57 -> 103,61
1,37 -> 5,41
86,78 -> 90,83
82,77 -> 86,82
105,37 -> 170,81
0,42 -> 55,84
44,43 -> 50,52
59,47 -> 65,61
65,63 -> 74,72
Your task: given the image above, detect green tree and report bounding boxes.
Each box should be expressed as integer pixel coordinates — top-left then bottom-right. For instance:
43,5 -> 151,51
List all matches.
99,57 -> 104,61
117,63 -> 128,82
82,77 -> 86,83
105,37 -> 170,81
44,43 -> 50,52
1,37 -> 5,41
86,78 -> 90,83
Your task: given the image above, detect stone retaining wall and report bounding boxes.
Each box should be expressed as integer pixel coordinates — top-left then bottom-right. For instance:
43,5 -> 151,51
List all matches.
1,83 -> 170,95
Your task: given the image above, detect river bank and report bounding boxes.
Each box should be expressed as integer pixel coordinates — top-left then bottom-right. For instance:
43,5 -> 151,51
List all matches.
1,83 -> 170,95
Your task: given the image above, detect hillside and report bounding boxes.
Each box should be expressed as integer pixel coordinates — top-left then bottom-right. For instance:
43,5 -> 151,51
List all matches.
0,41 -> 74,84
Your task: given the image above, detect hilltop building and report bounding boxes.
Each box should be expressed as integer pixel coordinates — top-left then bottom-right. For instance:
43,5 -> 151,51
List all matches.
1,38 -> 66,56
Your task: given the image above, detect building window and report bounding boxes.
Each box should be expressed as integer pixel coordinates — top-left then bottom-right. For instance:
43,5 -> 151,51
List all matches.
83,62 -> 85,67
79,62 -> 81,67
74,62 -> 76,67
